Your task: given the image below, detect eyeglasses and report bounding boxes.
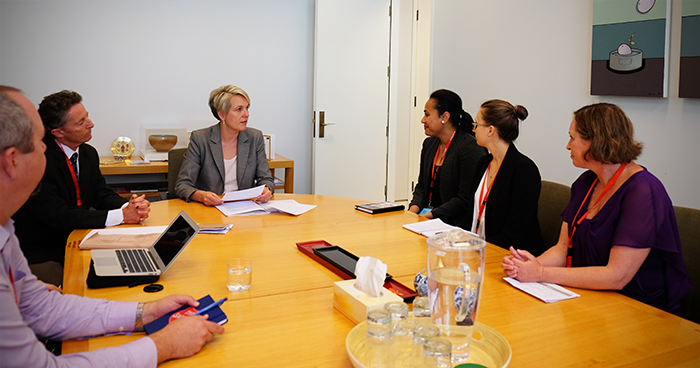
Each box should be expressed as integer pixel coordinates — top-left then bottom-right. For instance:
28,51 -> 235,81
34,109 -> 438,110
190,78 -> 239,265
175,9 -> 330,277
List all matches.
472,122 -> 488,130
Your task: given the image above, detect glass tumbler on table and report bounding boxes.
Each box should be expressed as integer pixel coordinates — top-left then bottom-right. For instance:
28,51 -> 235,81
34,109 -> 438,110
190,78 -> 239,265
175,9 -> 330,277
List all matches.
384,301 -> 409,325
226,258 -> 252,292
423,337 -> 452,368
366,310 -> 392,368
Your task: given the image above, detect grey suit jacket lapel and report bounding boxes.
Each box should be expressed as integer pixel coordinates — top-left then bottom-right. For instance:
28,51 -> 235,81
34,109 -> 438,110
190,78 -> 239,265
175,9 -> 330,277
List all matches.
209,124 -> 226,184
237,129 -> 250,187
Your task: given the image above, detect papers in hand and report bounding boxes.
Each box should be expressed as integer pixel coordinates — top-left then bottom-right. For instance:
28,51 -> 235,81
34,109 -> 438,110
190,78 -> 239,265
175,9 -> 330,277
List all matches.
504,277 -> 580,303
215,199 -> 316,217
222,185 -> 265,202
402,218 -> 460,237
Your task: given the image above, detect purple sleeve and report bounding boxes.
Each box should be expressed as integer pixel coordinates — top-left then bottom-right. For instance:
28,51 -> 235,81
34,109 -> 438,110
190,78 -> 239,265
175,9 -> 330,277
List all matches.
1,224 -> 158,367
611,171 -> 679,252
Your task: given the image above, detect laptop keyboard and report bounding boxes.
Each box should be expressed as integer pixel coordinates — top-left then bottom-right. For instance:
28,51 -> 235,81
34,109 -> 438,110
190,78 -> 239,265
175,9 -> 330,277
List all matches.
116,249 -> 156,274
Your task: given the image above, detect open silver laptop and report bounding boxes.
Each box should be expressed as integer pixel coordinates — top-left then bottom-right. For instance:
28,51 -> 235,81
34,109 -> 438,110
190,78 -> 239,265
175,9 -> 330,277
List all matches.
91,211 -> 200,276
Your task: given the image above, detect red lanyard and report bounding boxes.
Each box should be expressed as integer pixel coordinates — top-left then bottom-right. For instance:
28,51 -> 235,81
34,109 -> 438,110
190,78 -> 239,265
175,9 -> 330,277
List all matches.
56,141 -> 82,207
9,265 -> 18,306
566,163 -> 627,267
428,130 -> 456,203
474,162 -> 499,234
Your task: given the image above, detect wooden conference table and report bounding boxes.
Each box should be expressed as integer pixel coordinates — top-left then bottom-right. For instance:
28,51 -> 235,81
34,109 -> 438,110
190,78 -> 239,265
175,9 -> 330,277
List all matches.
62,194 -> 700,367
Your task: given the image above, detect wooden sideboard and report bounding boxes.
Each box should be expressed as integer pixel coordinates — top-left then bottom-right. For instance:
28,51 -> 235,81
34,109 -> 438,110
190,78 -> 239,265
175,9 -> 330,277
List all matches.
100,154 -> 294,197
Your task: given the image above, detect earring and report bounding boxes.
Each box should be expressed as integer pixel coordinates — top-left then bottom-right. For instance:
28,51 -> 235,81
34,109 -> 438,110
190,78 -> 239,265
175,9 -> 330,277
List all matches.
441,120 -> 445,124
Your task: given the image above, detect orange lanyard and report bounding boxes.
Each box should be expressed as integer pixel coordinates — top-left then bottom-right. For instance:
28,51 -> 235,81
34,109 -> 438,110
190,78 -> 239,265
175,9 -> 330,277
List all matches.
428,130 -> 455,203
56,141 -> 82,207
474,162 -> 498,234
566,163 -> 627,267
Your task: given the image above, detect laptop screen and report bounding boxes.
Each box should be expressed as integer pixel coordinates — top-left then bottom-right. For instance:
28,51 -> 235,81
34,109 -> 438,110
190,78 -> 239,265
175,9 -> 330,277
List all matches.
153,214 -> 198,266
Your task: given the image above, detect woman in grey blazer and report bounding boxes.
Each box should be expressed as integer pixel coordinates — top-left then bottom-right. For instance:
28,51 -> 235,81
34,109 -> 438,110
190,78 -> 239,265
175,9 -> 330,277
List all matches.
175,85 -> 274,206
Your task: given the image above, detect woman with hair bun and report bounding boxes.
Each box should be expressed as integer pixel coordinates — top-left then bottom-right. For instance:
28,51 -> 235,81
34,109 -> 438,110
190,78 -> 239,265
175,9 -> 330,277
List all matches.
408,89 -> 487,229
470,99 -> 545,255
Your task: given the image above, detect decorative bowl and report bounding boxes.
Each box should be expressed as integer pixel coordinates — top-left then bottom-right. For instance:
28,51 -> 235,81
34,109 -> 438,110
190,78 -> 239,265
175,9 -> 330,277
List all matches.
148,134 -> 178,152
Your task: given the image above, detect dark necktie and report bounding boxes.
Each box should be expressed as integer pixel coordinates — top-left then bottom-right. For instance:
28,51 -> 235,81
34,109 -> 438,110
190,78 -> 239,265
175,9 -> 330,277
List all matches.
70,152 -> 79,180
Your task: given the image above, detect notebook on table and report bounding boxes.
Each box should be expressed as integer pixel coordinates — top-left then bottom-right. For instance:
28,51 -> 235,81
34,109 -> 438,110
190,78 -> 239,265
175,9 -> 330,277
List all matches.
90,211 -> 199,276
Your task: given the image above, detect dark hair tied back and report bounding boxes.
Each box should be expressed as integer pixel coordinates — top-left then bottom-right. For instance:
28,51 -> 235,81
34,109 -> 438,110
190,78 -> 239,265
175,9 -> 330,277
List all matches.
430,89 -> 474,135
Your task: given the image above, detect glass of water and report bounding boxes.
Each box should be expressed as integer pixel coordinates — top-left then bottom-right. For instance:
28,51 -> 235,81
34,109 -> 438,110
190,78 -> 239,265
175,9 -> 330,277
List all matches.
412,296 -> 431,319
227,258 -> 252,292
423,337 -> 452,367
384,301 -> 409,325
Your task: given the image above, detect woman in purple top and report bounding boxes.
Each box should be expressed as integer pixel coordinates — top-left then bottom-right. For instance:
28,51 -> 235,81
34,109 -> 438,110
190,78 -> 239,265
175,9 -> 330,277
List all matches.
502,103 -> 692,312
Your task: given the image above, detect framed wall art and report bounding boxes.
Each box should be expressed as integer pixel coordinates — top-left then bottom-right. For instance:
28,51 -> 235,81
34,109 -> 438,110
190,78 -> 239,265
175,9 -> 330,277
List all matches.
591,0 -> 671,97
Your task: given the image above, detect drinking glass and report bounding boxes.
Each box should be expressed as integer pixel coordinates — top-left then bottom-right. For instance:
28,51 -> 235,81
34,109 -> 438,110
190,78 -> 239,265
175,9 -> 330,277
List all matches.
384,301 -> 408,325
226,258 -> 252,292
366,310 -> 392,368
412,325 -> 439,368
412,296 -> 431,320
423,337 -> 452,367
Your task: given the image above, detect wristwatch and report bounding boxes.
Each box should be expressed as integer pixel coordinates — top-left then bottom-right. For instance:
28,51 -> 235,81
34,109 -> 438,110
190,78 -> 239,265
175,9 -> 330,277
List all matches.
135,302 -> 145,330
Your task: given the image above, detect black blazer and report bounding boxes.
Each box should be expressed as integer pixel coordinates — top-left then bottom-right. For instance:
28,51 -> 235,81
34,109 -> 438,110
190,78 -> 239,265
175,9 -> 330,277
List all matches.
410,129 -> 487,228
12,136 -> 127,264
471,144 -> 545,255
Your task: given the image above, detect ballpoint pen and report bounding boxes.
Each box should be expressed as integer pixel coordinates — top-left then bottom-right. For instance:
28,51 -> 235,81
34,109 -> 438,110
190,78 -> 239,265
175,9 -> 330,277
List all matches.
193,297 -> 228,316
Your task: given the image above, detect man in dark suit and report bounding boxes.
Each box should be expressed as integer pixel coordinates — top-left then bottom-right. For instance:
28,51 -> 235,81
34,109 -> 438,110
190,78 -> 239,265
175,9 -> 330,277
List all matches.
12,90 -> 151,286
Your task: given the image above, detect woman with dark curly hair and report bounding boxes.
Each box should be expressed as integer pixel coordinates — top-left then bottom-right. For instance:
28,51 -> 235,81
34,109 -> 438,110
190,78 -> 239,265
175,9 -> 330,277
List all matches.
408,89 -> 486,228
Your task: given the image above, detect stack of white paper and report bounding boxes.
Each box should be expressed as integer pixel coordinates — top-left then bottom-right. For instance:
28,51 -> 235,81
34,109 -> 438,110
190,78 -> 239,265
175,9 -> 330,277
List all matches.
221,185 -> 265,202
504,277 -> 580,303
215,199 -> 316,217
402,218 -> 460,237
198,224 -> 234,234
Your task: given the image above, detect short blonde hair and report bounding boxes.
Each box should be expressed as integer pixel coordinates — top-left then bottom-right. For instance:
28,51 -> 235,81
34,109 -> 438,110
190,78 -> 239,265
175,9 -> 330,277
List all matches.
208,85 -> 250,120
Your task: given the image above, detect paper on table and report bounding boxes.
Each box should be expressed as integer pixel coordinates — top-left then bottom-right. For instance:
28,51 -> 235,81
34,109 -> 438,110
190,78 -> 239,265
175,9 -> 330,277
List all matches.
222,185 -> 265,202
402,218 -> 460,237
259,200 -> 316,216
198,224 -> 234,234
215,200 -> 268,216
215,199 -> 316,217
79,226 -> 168,249
504,277 -> 580,303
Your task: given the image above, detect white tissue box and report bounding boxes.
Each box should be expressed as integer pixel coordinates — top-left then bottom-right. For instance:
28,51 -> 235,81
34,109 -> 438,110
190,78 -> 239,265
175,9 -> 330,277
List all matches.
333,279 -> 403,324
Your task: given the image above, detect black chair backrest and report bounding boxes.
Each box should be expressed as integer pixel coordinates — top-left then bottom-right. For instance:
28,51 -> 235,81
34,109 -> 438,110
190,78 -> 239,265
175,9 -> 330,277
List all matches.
167,148 -> 187,199
674,205 -> 700,323
537,180 -> 571,247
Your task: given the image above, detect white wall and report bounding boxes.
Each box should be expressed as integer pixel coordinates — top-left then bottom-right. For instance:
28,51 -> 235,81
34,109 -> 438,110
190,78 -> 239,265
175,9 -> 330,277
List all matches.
431,0 -> 700,209
0,0 -> 315,193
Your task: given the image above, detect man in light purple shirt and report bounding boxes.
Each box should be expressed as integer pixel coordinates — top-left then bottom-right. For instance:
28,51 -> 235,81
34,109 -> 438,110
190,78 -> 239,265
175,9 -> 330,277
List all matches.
0,86 -> 225,367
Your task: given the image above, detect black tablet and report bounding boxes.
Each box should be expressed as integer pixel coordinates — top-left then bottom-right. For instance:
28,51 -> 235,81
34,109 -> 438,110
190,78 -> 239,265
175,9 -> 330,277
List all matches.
313,246 -> 392,282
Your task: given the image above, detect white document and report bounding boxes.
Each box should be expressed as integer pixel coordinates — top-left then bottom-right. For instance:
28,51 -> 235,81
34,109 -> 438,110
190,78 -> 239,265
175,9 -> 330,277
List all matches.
260,200 -> 316,216
198,224 -> 234,234
215,200 -> 268,216
222,185 -> 265,202
215,199 -> 316,217
402,218 -> 460,237
504,277 -> 580,303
